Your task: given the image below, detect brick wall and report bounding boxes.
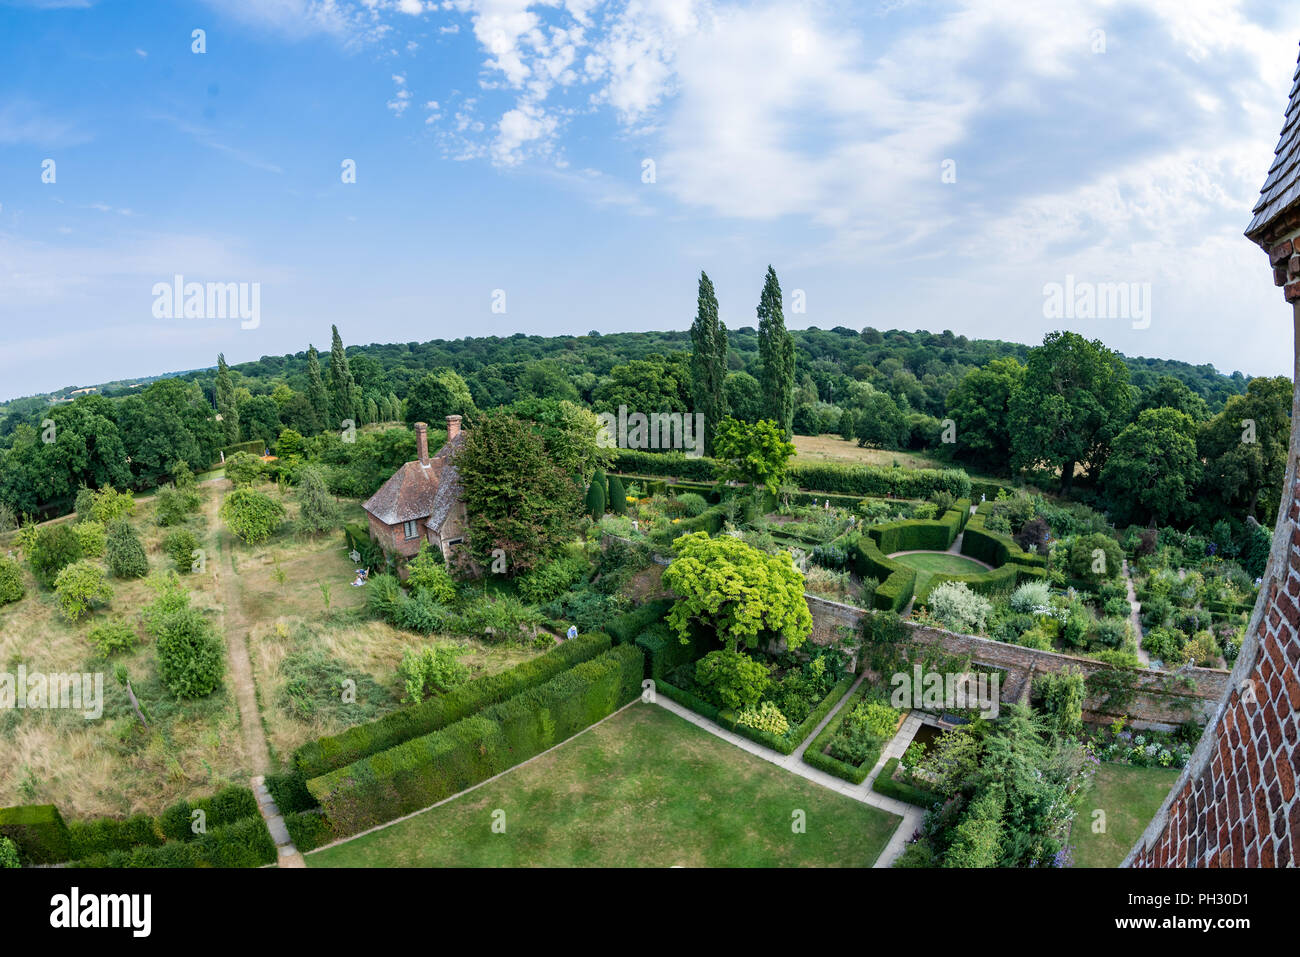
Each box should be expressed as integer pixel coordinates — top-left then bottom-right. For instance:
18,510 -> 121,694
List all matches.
805,594 -> 1228,728
1124,292 -> 1300,868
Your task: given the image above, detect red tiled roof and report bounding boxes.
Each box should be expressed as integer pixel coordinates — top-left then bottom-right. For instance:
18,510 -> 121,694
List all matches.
361,431 -> 465,526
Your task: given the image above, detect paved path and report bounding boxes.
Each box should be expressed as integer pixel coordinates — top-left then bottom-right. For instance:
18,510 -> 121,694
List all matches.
653,678 -> 926,868
253,775 -> 305,868
1122,558 -> 1152,667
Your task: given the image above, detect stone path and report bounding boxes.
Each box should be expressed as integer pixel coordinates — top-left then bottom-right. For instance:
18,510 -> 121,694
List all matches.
1122,558 -> 1152,667
253,775 -> 304,868
653,679 -> 926,868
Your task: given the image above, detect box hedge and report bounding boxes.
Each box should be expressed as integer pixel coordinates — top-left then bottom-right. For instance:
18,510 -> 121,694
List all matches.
0,804 -> 72,864
800,687 -> 886,785
636,620 -> 720,681
158,785 -> 261,842
69,816 -> 277,869
309,645 -> 644,836
871,757 -> 944,808
67,813 -> 164,860
608,599 -> 674,646
283,809 -> 336,852
294,632 -> 613,778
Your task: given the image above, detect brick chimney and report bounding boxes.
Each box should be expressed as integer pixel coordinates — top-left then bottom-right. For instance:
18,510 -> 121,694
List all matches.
446,414 -> 462,442
415,422 -> 429,465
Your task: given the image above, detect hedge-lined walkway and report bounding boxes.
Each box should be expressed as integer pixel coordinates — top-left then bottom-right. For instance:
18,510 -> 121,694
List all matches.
653,679 -> 924,868
1121,558 -> 1152,668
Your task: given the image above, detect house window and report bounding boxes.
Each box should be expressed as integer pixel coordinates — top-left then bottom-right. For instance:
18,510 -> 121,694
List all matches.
447,538 -> 463,546
403,520 -> 419,541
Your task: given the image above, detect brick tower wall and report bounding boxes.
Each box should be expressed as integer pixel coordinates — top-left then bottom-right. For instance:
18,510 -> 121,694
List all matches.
1124,293 -> 1300,867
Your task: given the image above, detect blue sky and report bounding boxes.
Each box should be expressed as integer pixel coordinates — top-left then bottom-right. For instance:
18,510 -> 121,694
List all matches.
1,0 -> 1299,400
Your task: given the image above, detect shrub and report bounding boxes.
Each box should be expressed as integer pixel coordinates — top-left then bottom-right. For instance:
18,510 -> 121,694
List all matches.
872,757 -> 943,808
158,786 -> 262,842
220,487 -> 285,545
516,555 -> 588,604
26,523 -> 83,588
674,492 -> 709,517
72,520 -> 106,557
140,572 -> 191,636
162,528 -> 201,573
0,556 -> 24,606
0,804 -> 72,864
295,464 -> 340,534
405,544 -> 456,602
67,814 -> 163,859
1068,533 -> 1124,585
927,581 -> 992,633
606,474 -> 628,515
284,809 -> 335,852
105,519 -> 148,578
53,560 -> 113,622
694,649 -> 770,710
293,632 -> 614,778
154,607 -> 225,699
87,619 -> 138,657
397,645 -> 471,702
1184,630 -> 1222,667
155,484 -> 201,527
224,451 -> 263,487
736,700 -> 789,735
1009,580 -> 1052,615
89,487 -> 135,524
0,837 -> 18,868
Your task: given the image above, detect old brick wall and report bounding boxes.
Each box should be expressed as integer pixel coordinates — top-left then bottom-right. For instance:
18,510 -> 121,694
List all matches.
805,595 -> 1228,728
1124,294 -> 1300,868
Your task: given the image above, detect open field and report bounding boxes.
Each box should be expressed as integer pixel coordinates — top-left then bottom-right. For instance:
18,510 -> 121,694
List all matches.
1071,763 -> 1180,868
308,703 -> 901,867
793,434 -> 956,470
0,479 -> 542,818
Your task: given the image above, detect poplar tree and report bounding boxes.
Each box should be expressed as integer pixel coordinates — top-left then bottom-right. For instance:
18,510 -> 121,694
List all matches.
328,325 -> 357,426
689,270 -> 728,456
305,344 -> 330,432
757,266 -> 795,437
215,353 -> 239,444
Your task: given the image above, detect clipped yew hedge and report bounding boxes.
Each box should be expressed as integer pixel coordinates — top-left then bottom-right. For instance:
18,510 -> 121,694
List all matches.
69,816 -> 276,868
309,645 -> 644,836
608,599 -> 674,646
293,632 -> 613,779
0,804 -> 72,864
872,757 -> 944,808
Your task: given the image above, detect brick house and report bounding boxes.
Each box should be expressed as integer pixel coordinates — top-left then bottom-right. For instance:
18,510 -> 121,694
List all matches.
361,416 -> 469,563
1125,41 -> 1300,868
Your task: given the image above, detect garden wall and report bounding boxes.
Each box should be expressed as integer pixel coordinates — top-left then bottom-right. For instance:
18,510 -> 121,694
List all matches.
804,594 -> 1230,729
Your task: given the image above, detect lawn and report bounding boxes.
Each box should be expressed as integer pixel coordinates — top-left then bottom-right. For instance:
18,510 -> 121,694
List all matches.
889,551 -> 988,596
793,434 -> 954,471
1071,763 -> 1180,868
308,703 -> 902,867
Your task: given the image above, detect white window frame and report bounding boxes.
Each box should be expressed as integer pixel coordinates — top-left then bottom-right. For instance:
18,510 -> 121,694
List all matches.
403,520 -> 419,541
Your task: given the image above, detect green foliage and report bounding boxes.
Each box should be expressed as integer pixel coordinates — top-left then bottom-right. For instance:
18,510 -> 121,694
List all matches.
405,543 -> 456,602
943,785 -> 1006,868
516,554 -> 588,604
105,518 -> 148,578
71,520 -> 106,557
757,265 -> 796,436
0,556 -> 25,606
294,464 -> 340,534
293,632 -> 614,778
1101,408 -> 1201,525
0,804 -> 72,864
663,531 -> 812,653
154,483 -> 201,526
89,487 -> 136,524
694,648 -> 770,711
162,528 -> 201,573
690,270 -> 729,455
26,523 -> 84,589
0,836 -> 18,868
87,619 -> 138,657
54,559 -> 113,622
926,580 -> 992,633
736,700 -> 789,735
220,487 -> 285,545
586,468 -> 607,520
712,416 -> 795,494
224,451 -> 264,487
405,368 -> 477,426
1035,667 -> 1085,737
607,473 -> 628,515
397,645 -> 471,703
1068,533 -> 1124,585
154,607 -> 225,699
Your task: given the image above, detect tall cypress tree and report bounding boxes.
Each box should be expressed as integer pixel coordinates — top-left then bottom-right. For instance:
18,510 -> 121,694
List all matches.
689,270 -> 728,456
757,265 -> 795,437
328,325 -> 356,425
215,353 -> 239,445
305,344 -> 330,433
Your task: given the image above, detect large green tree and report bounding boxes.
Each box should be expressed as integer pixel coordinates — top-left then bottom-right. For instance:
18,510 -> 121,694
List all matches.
724,371 -> 763,423
328,324 -> 357,425
1008,332 -> 1134,492
689,270 -> 729,455
455,410 -> 581,575
405,369 -> 477,427
304,344 -> 331,432
712,416 -> 795,495
1100,408 -> 1202,526
944,357 -> 1025,463
215,353 -> 239,444
757,266 -> 796,437
1197,376 -> 1291,523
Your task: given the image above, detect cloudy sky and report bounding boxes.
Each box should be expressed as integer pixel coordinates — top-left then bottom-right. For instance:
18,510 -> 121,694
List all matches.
1,0 -> 1299,400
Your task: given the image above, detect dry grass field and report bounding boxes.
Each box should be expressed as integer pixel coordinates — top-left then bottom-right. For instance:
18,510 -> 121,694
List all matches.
792,434 -> 955,470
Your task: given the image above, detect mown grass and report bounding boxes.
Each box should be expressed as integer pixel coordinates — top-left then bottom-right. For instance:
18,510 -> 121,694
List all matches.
1071,762 -> 1180,868
308,704 -> 901,868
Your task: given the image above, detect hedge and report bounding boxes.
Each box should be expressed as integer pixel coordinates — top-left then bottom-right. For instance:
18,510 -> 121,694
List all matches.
729,673 -> 857,755
266,770 -> 318,814
871,757 -> 944,808
68,814 -> 164,860
283,809 -> 336,852
220,439 -> 266,459
608,598 -> 674,646
0,804 -> 72,864
800,688 -> 887,785
655,680 -> 723,722
610,450 -> 973,501
293,632 -> 613,779
959,518 -> 1046,570
158,785 -> 262,842
69,816 -> 277,868
844,534 -> 916,611
636,620 -> 720,681
309,645 -> 645,836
